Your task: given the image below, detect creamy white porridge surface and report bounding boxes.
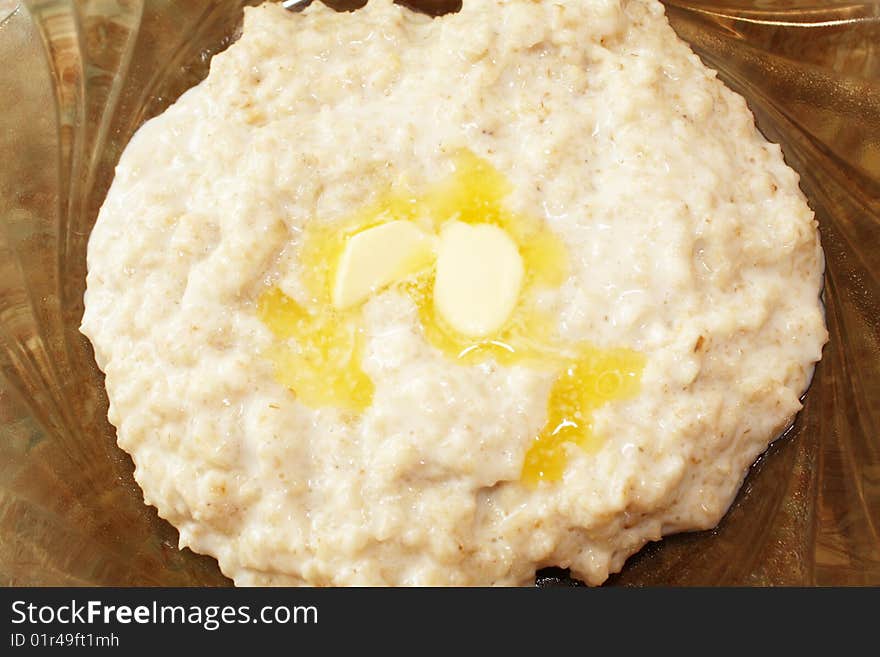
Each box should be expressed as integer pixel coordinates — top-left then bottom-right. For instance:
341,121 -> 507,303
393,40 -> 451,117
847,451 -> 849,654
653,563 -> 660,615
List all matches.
81,0 -> 828,585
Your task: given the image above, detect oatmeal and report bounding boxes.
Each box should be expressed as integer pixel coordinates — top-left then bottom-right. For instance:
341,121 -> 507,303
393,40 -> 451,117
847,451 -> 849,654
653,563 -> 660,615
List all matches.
81,0 -> 828,585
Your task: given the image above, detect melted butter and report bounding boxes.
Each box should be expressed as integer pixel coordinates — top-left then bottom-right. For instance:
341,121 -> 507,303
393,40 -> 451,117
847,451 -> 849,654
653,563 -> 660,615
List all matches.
257,287 -> 374,412
257,150 -> 644,484
521,347 -> 645,486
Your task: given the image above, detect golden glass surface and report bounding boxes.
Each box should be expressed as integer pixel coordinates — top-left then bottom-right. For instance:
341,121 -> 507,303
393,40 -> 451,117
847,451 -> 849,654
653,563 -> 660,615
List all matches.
1,0 -> 877,586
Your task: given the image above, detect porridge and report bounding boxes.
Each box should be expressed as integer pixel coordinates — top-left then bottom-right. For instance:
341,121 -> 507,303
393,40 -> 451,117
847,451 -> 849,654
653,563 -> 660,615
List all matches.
81,0 -> 828,585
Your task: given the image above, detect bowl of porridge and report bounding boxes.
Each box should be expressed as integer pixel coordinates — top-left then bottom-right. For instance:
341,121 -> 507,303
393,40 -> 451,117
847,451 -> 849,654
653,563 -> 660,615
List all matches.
1,0 -> 877,586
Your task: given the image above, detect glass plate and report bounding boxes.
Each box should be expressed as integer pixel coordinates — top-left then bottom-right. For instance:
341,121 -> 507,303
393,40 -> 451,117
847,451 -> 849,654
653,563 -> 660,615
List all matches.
1,0 -> 877,586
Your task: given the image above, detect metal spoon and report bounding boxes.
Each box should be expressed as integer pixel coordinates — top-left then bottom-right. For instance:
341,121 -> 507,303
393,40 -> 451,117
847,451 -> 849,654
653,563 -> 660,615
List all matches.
281,0 -> 314,12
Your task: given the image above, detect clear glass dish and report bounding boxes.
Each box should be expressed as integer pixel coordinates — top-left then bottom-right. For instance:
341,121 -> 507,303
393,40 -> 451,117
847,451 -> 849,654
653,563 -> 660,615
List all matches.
1,0 -> 877,586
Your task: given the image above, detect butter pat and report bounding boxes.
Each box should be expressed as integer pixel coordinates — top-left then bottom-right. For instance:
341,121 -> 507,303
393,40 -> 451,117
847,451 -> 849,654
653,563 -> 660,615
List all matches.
434,221 -> 524,338
333,220 -> 434,310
